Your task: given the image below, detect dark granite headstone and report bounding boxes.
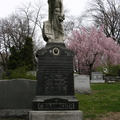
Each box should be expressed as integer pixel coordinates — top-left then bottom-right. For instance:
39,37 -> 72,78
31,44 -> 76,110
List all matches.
32,43 -> 78,110
118,69 -> 120,76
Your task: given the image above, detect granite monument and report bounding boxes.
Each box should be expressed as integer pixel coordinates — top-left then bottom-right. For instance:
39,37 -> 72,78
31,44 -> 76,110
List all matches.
29,0 -> 83,120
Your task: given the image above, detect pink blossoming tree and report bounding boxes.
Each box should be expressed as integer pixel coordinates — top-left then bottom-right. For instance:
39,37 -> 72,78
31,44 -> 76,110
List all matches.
65,27 -> 120,76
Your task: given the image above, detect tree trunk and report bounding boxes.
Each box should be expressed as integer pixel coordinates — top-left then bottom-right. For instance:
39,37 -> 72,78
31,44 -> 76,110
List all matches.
89,64 -> 93,80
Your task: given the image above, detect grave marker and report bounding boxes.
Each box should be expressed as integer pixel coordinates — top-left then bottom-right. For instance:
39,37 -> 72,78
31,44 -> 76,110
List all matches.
91,72 -> 105,83
74,74 -> 91,94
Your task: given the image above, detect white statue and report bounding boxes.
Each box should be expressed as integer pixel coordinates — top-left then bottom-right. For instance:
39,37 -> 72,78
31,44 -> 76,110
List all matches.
43,0 -> 65,43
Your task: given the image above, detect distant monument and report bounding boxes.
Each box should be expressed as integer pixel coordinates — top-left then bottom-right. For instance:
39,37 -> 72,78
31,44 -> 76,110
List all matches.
91,72 -> 105,83
29,0 -> 83,120
74,74 -> 91,94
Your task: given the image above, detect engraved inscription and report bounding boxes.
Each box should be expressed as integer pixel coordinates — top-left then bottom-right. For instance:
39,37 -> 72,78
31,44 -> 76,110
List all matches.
38,103 -> 74,110
38,57 -> 73,95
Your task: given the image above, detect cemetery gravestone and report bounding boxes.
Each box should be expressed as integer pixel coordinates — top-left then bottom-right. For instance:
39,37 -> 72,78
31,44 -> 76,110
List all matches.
0,68 -> 1,79
32,43 -> 78,110
29,43 -> 83,120
91,72 -> 105,83
0,79 -> 36,117
29,0 -> 83,120
0,65 -> 3,79
74,74 -> 91,94
118,69 -> 120,77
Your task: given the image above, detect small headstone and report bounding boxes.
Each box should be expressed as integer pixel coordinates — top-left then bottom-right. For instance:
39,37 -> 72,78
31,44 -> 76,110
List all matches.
91,72 -> 105,83
0,68 -> 2,79
27,71 -> 36,76
118,69 -> 120,76
74,74 -> 91,94
0,65 -> 3,79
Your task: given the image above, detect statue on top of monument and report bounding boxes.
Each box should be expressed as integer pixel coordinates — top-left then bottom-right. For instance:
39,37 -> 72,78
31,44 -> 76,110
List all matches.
43,0 -> 65,43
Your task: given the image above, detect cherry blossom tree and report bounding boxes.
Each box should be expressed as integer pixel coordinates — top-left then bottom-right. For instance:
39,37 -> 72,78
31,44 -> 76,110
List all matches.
65,26 -> 120,77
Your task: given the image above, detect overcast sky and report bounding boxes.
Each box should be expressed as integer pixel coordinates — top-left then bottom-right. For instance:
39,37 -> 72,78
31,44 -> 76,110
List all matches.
0,0 -> 88,18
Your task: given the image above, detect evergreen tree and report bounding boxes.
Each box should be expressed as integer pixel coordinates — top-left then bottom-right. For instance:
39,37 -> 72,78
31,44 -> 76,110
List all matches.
7,46 -> 20,70
7,37 -> 34,70
20,37 -> 34,70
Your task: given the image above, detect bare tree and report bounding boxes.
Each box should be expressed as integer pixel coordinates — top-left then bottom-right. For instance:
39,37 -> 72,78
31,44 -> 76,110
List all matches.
64,14 -> 85,38
0,14 -> 30,71
18,1 -> 46,37
86,0 -> 120,43
18,1 -> 47,50
0,0 -> 46,71
64,16 -> 75,37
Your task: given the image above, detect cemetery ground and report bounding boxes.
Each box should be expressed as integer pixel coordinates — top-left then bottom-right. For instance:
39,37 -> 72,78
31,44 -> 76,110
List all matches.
0,82 -> 120,120
76,82 -> 120,120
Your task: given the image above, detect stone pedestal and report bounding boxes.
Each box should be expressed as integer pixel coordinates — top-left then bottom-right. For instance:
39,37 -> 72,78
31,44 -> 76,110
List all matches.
29,111 -> 83,120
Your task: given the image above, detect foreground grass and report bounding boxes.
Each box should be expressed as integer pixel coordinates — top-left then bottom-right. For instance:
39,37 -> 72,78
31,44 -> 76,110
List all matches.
0,82 -> 120,120
76,82 -> 120,119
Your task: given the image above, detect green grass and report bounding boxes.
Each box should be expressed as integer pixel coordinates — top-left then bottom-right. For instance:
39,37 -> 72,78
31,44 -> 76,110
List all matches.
76,82 -> 120,119
0,83 -> 120,120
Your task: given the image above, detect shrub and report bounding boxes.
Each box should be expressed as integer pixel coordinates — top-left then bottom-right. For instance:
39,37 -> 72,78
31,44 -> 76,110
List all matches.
97,64 -> 120,76
2,66 -> 36,80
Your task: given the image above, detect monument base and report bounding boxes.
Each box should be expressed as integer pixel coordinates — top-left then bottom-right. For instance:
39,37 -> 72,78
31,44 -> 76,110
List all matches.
32,96 -> 78,110
29,110 -> 83,120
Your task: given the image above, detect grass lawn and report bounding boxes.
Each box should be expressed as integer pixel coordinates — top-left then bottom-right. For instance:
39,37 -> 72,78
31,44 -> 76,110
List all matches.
76,82 -> 120,119
0,82 -> 120,120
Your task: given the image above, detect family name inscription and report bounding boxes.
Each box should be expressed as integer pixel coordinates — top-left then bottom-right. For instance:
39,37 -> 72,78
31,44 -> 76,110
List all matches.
32,43 -> 78,110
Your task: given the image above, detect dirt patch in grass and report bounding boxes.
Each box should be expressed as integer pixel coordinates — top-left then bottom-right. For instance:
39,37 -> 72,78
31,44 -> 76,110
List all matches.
86,112 -> 120,120
100,112 -> 120,120
0,112 -> 120,120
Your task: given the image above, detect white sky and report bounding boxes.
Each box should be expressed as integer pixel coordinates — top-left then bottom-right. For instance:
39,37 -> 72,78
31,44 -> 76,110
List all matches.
0,0 -> 88,18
